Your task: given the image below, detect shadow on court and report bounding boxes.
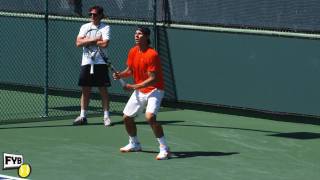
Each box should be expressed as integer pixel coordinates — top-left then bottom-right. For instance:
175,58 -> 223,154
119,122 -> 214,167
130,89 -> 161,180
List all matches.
141,150 -> 239,159
160,120 -> 320,140
0,124 -> 74,130
1,119 -> 319,140
268,132 -> 320,140
51,106 -> 102,112
165,102 -> 320,126
51,106 -> 179,113
0,120 -> 184,130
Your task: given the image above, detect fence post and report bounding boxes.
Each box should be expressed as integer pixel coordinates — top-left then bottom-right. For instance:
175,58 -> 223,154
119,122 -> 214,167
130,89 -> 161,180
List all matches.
153,0 -> 158,50
43,0 -> 49,118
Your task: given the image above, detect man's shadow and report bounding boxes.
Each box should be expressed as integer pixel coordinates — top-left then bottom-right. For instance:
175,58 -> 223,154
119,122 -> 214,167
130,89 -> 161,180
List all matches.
141,150 -> 239,159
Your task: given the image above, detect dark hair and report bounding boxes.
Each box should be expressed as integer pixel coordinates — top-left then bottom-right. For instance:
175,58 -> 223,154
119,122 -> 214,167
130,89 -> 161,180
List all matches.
137,26 -> 151,36
89,5 -> 104,18
137,26 -> 151,44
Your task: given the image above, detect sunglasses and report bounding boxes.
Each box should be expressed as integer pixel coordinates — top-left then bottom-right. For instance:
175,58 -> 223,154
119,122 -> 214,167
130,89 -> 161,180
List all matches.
88,13 -> 99,17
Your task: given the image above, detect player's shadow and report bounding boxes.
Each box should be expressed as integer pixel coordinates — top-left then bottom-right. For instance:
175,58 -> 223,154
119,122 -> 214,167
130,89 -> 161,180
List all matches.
141,150 -> 239,159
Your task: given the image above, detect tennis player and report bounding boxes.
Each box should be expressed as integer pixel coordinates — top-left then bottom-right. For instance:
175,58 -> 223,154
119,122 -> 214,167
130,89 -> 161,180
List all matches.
113,26 -> 171,160
73,5 -> 112,127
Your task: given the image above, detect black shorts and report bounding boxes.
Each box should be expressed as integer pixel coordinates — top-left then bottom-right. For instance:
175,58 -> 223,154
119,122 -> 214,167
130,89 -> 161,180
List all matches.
78,64 -> 111,87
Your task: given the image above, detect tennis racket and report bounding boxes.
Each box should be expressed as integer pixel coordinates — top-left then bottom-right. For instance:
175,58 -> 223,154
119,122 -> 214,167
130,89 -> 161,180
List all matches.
84,28 -> 101,74
98,47 -> 127,87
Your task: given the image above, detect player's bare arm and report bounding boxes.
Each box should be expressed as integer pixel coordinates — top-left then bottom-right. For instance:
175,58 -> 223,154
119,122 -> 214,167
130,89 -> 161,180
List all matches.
113,67 -> 132,80
126,71 -> 157,90
96,39 -> 109,48
76,36 -> 101,47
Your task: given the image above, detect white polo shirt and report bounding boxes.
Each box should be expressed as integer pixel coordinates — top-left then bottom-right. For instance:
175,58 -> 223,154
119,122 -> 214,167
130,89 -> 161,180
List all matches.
77,22 -> 110,66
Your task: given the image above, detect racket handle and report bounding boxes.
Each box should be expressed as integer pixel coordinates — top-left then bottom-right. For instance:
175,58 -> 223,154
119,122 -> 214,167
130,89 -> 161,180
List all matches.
90,64 -> 94,74
119,79 -> 126,87
105,61 -> 126,87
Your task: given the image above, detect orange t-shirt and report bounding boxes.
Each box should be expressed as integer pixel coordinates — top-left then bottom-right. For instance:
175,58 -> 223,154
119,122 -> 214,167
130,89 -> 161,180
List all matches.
127,46 -> 164,93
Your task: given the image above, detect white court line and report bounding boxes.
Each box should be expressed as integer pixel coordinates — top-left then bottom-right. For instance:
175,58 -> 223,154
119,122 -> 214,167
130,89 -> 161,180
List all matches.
0,174 -> 29,180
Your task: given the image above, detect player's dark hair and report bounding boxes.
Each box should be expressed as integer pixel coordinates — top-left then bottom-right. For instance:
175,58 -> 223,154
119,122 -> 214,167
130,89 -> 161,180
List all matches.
89,5 -> 104,19
137,26 -> 151,44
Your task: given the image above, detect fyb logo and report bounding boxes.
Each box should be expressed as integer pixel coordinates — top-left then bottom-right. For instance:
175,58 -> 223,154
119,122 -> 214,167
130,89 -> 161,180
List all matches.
3,153 -> 23,169
3,153 -> 31,178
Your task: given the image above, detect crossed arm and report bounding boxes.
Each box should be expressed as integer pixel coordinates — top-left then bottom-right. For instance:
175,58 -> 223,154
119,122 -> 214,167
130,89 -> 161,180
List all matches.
76,36 -> 109,48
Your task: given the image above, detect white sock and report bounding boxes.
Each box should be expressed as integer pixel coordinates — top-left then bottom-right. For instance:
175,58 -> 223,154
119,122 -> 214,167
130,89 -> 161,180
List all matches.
129,136 -> 139,144
157,136 -> 168,149
104,111 -> 109,118
80,110 -> 87,118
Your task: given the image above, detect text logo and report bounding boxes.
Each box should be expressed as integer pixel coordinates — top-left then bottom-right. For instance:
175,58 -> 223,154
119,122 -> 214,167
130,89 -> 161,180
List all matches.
3,153 -> 23,169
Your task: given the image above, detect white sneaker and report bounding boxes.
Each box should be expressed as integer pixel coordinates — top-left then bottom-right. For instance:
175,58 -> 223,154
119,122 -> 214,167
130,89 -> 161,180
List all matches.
73,116 -> 88,125
156,146 -> 171,160
120,143 -> 142,152
103,117 -> 111,127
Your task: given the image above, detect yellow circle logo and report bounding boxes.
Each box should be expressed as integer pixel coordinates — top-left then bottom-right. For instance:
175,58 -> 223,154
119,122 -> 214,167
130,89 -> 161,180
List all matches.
18,163 -> 31,178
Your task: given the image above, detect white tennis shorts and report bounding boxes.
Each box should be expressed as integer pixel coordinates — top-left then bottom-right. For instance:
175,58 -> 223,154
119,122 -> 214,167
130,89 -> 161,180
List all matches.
123,89 -> 164,117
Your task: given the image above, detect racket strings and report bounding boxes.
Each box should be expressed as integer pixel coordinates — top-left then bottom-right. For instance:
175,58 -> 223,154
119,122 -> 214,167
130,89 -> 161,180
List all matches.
85,28 -> 101,74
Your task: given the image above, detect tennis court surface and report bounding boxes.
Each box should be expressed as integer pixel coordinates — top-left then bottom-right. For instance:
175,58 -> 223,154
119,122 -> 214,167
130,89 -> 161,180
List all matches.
0,109 -> 319,180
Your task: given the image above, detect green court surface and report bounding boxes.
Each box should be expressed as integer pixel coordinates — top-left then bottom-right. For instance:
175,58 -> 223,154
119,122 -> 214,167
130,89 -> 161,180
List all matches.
0,109 -> 319,180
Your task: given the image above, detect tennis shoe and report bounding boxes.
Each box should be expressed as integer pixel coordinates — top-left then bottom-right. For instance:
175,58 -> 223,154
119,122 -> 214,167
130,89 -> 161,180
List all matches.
120,142 -> 142,152
73,116 -> 88,125
103,117 -> 112,127
156,146 -> 171,160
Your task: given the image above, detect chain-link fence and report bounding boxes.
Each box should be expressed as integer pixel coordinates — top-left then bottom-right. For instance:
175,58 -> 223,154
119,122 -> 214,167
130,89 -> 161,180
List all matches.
0,0 -> 157,123
162,0 -> 320,33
